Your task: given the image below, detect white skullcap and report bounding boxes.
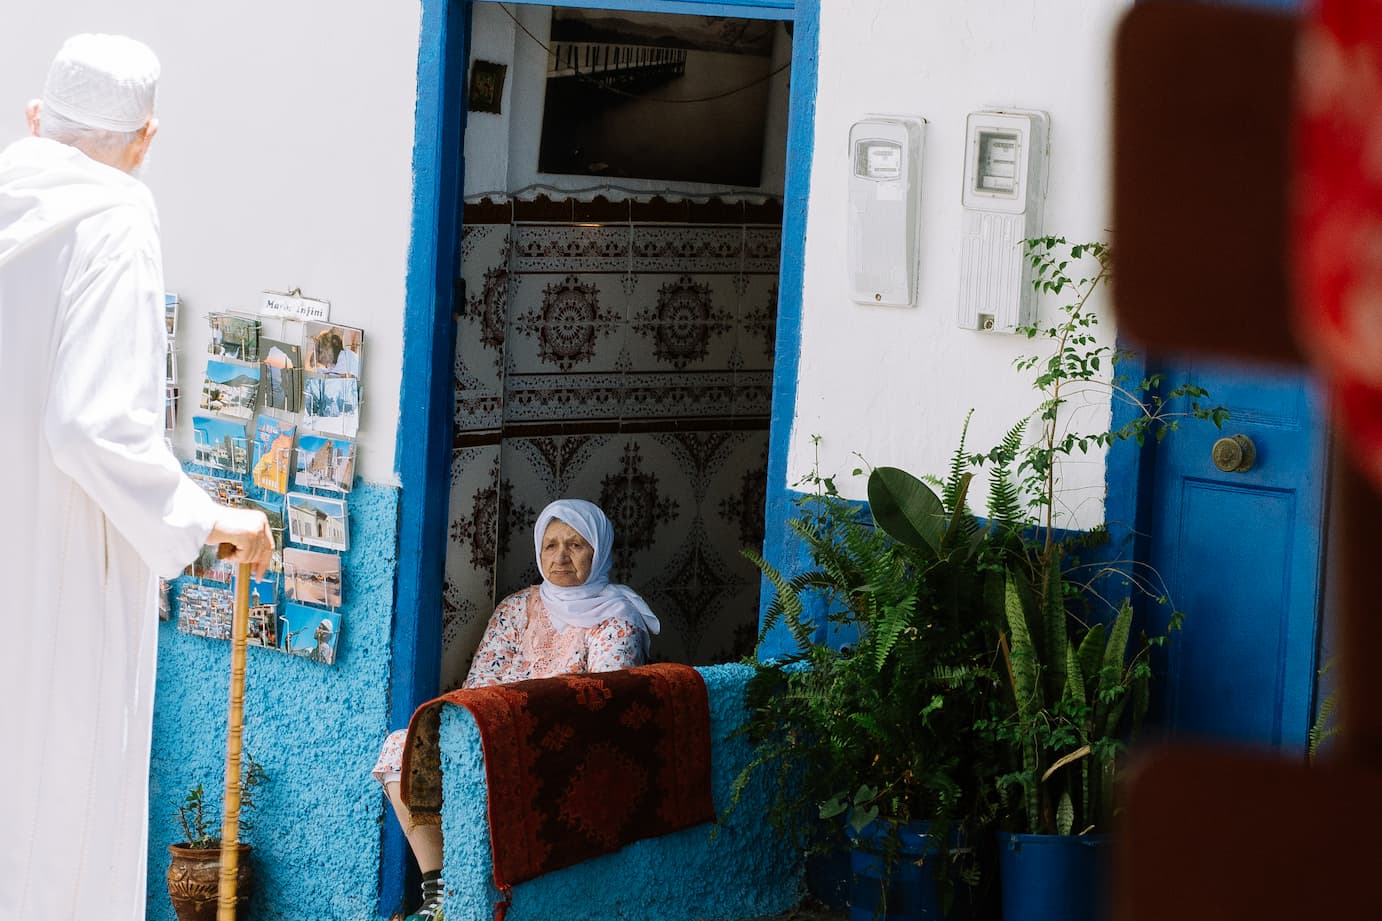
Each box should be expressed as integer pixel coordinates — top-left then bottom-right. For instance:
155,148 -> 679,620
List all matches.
42,34 -> 160,133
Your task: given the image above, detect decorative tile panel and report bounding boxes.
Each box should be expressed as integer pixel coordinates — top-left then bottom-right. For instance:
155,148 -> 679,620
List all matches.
512,223 -> 633,274
744,227 -> 783,273
441,212 -> 780,687
631,226 -> 744,274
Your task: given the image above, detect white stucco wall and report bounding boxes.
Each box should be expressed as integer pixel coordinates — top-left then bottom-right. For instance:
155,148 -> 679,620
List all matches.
464,1 -> 791,198
0,3 -> 422,485
791,0 -> 1130,531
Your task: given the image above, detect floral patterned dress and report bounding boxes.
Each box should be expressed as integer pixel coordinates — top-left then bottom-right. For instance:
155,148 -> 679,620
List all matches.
372,586 -> 643,782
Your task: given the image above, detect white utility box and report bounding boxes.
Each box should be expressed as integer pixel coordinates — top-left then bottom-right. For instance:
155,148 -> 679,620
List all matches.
847,115 -> 926,307
957,109 -> 1050,332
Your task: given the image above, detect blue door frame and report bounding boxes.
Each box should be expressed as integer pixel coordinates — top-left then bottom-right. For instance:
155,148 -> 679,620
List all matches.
388,0 -> 819,912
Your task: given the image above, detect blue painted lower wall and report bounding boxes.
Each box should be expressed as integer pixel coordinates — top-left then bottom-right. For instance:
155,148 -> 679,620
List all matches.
146,482 -> 399,921
439,663 -> 801,921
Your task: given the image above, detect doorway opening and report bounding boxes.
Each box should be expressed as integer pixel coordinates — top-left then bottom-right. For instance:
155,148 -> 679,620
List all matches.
438,2 -> 793,688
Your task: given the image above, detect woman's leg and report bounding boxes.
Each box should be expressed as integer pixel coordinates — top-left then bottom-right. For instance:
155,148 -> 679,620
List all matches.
385,780 -> 444,874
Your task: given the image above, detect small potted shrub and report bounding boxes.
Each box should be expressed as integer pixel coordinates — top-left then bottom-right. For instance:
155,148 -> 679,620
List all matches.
166,754 -> 266,921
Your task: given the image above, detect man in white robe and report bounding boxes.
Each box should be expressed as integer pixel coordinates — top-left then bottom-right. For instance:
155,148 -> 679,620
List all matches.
0,34 -> 273,921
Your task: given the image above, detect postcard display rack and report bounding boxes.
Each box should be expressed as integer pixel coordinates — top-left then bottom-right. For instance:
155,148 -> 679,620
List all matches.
172,290 -> 362,667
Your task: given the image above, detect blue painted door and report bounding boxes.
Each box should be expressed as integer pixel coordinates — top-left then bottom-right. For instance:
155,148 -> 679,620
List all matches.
1142,357 -> 1328,748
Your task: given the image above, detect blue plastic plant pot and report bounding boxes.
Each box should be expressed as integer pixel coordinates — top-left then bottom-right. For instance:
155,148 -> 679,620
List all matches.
806,848 -> 851,912
847,821 -> 969,921
996,832 -> 1112,921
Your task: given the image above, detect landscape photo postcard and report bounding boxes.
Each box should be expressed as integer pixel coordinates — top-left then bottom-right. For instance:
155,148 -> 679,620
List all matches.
241,496 -> 286,555
186,543 -> 235,583
209,312 -> 261,362
294,433 -> 357,493
279,602 -> 341,665
177,582 -> 235,641
303,375 -> 360,437
201,359 -> 261,420
283,546 -> 343,608
260,337 -> 304,413
251,415 -> 297,495
303,321 -> 364,380
286,491 -> 350,552
192,415 -> 250,475
188,472 -> 247,506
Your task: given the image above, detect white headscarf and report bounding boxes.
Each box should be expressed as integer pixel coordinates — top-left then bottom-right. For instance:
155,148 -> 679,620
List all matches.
42,34 -> 160,132
534,499 -> 660,655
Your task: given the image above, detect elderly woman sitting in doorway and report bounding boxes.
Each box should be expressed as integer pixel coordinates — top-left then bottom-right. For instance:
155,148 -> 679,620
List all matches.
371,498 -> 660,921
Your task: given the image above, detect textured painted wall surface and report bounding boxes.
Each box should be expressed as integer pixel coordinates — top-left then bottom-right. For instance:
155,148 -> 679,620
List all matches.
146,483 -> 399,921
440,663 -> 799,921
787,0 -> 1129,525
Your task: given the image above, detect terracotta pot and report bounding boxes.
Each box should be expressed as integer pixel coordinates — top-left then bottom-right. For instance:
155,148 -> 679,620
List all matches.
166,843 -> 252,921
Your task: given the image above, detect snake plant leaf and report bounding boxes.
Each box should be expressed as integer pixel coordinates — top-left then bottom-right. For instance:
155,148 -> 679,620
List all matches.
1062,641 -> 1086,711
1003,575 -> 1041,720
868,466 -> 945,554
1076,622 -> 1107,705
1041,549 -> 1069,708
1056,790 -> 1075,837
1092,601 -> 1134,741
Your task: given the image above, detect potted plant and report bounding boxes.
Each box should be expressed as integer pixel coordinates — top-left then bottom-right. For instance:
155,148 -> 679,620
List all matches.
730,435 -> 1008,920
972,237 -> 1223,921
166,753 -> 267,921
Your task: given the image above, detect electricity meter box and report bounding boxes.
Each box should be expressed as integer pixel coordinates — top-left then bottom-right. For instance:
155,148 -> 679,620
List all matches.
958,109 -> 1050,332
847,116 -> 926,307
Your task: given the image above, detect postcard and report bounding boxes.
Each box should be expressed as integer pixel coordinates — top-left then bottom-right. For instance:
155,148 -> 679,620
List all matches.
166,342 -> 176,383
248,604 -> 278,647
260,337 -> 304,413
209,312 -> 261,362
279,602 -> 340,665
283,547 -> 343,608
303,321 -> 363,380
201,358 -> 260,420
232,568 -> 279,607
294,433 -> 357,493
188,472 -> 246,506
286,491 -> 350,552
187,543 -> 235,583
165,384 -> 179,432
251,415 -> 296,494
241,496 -> 285,555
192,415 -> 250,474
302,375 -> 360,437
177,582 -> 235,641
165,292 -> 179,337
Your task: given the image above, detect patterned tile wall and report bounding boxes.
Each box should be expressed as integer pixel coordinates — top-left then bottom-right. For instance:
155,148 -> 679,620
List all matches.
439,200 -> 779,688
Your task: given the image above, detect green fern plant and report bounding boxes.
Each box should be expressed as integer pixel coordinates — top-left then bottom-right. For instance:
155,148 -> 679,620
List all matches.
727,440 -> 1006,888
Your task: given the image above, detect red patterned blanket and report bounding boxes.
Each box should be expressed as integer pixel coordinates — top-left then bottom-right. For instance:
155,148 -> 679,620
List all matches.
399,663 -> 713,916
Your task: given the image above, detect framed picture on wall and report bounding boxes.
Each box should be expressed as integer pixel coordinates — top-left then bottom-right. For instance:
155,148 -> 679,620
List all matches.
536,10 -> 780,186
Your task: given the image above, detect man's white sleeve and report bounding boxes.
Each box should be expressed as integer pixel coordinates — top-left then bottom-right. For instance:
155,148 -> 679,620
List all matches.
43,206 -> 220,578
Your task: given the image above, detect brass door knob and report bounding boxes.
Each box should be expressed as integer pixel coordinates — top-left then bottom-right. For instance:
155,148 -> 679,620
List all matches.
1211,434 -> 1256,472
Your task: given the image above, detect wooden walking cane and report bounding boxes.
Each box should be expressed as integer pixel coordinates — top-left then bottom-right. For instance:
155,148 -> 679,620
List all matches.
217,562 -> 252,921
